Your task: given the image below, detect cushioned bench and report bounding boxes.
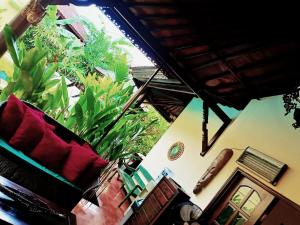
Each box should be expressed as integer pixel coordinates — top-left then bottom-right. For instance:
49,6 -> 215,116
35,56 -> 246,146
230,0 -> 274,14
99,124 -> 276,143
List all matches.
0,138 -> 80,190
0,96 -> 107,210
0,138 -> 83,209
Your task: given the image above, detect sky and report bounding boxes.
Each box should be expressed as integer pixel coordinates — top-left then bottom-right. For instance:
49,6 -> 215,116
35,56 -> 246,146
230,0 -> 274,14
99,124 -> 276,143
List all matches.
75,5 -> 154,67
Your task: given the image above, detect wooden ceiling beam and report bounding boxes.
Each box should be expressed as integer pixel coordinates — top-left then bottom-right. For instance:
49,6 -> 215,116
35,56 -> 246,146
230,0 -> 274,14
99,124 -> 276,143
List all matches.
199,74 -> 296,105
141,22 -> 190,30
172,42 -> 209,52
134,78 -> 182,85
151,30 -> 196,39
198,50 -> 299,82
172,36 -> 265,52
149,25 -> 195,32
197,46 -> 259,104
103,0 -> 232,122
216,83 -> 298,104
182,42 -> 264,63
154,32 -> 197,41
135,14 -> 182,20
143,102 -> 185,107
174,42 -> 259,59
146,84 -> 195,95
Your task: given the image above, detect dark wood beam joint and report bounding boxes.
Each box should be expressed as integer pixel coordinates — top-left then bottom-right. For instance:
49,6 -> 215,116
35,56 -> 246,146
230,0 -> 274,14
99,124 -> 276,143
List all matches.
200,101 -> 231,156
205,99 -> 231,124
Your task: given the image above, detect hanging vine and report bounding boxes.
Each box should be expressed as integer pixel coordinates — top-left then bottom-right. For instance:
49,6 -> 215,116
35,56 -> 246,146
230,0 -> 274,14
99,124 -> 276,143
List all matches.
282,87 -> 300,128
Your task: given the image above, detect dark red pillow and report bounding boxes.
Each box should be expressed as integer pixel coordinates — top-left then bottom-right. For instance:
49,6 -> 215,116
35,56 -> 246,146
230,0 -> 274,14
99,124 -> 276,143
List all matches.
25,106 -> 56,131
76,142 -> 108,187
78,157 -> 109,187
9,109 -> 54,152
61,141 -> 97,182
0,95 -> 26,140
27,107 -> 45,118
29,129 -> 71,171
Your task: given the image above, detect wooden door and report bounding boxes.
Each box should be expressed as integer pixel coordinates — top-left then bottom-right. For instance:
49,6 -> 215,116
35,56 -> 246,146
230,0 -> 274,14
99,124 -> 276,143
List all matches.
210,177 -> 274,225
261,199 -> 300,225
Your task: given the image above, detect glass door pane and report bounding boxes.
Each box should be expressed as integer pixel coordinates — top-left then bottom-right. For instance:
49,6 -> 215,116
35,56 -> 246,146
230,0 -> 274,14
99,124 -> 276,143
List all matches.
216,204 -> 236,225
229,213 -> 247,225
231,186 -> 251,206
241,191 -> 261,215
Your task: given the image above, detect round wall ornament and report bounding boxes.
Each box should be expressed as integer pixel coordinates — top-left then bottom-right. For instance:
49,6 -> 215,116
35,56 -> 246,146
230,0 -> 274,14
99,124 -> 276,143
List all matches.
167,141 -> 184,161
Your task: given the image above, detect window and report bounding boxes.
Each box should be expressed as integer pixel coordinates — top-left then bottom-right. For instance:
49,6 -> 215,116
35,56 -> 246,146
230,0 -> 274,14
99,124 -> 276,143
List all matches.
210,177 -> 274,225
215,186 -> 261,225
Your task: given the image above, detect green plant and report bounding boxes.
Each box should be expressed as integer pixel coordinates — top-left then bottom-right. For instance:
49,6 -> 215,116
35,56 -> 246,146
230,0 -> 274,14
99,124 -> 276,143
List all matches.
63,73 -> 162,160
82,22 -> 131,82
1,25 -> 69,120
21,6 -> 131,82
4,11 -> 169,161
97,109 -> 158,160
63,69 -> 166,160
21,6 -> 66,61
130,106 -> 169,155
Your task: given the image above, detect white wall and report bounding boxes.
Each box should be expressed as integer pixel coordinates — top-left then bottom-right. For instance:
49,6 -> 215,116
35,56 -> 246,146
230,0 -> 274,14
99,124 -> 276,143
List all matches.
141,96 -> 300,210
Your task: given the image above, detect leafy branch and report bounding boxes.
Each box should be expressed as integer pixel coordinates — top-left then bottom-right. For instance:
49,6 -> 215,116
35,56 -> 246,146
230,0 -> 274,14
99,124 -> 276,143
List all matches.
282,87 -> 300,128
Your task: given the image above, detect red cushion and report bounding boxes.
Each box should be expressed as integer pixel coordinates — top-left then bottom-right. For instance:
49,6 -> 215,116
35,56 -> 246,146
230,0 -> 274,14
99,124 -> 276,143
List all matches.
9,109 -> 54,152
61,141 -> 97,182
27,107 -> 45,118
29,129 -> 71,171
0,95 -> 26,140
83,143 -> 108,168
79,157 -> 109,187
25,105 -> 56,130
76,142 -> 108,187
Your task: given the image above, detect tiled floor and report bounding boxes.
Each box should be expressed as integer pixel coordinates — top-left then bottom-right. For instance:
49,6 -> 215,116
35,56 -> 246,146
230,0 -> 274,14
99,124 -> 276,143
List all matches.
72,174 -> 130,225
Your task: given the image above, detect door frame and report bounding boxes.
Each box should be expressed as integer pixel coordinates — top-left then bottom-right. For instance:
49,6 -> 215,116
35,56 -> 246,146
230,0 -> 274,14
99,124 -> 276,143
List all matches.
201,168 -> 300,224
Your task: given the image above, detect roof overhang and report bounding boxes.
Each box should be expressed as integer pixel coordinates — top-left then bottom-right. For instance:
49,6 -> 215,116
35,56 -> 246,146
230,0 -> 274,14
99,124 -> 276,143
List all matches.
59,0 -> 300,110
49,0 -> 300,124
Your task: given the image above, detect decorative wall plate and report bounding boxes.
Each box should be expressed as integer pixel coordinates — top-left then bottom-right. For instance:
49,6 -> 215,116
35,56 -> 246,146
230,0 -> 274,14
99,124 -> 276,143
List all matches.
167,141 -> 184,161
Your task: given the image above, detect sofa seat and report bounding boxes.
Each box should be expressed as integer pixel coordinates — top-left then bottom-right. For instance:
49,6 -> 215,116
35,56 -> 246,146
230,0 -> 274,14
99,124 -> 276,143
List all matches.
0,96 -> 107,210
0,138 -> 80,190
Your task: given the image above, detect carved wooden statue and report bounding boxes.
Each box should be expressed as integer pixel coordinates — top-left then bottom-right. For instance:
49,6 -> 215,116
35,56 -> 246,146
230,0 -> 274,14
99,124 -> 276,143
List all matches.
193,149 -> 233,194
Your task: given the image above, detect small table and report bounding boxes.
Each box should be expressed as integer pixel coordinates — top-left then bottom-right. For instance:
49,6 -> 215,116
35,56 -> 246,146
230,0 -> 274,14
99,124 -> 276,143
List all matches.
0,175 -> 75,225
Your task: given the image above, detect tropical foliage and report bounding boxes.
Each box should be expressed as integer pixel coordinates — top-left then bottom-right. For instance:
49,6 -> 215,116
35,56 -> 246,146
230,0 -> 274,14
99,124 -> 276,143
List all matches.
1,26 -> 61,105
132,106 -> 169,156
20,6 -> 130,82
1,26 -> 169,160
63,73 -> 167,160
